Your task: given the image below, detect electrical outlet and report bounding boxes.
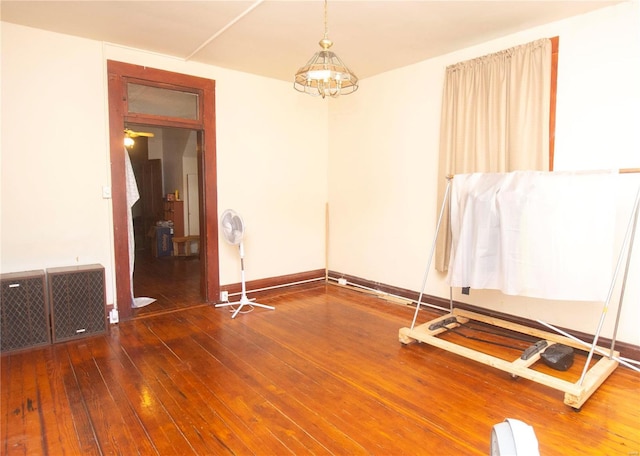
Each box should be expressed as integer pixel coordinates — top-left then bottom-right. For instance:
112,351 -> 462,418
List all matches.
338,278 -> 347,286
220,291 -> 229,301
102,185 -> 112,199
109,308 -> 119,324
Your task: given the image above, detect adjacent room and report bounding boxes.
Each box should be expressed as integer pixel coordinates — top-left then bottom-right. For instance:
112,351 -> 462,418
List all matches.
1,0 -> 639,454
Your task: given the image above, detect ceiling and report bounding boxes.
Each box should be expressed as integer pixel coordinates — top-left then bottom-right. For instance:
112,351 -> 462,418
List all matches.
1,0 -> 625,82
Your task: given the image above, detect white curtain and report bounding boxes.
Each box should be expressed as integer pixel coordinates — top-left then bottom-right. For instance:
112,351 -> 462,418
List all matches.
435,39 -> 551,271
124,148 -> 140,305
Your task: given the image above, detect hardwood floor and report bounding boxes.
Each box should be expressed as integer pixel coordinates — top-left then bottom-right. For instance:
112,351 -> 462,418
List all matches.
2,282 -> 639,455
131,247 -> 203,318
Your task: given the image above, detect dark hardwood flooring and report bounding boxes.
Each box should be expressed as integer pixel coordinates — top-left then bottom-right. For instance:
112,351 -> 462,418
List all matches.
131,247 -> 203,318
2,267 -> 639,455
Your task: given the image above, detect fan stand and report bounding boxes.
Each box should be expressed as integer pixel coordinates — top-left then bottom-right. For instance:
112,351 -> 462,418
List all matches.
215,242 -> 275,319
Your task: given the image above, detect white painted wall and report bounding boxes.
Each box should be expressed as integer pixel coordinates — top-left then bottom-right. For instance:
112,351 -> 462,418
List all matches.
328,2 -> 640,345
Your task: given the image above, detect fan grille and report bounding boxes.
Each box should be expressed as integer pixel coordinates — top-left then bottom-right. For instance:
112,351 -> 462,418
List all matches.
221,210 -> 245,245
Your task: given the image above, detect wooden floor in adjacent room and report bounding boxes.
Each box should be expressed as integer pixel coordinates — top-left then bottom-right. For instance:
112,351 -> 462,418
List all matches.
130,248 -> 203,318
2,282 -> 639,455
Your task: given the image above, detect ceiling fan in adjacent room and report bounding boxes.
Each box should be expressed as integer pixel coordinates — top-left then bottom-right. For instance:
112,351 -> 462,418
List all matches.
124,128 -> 154,147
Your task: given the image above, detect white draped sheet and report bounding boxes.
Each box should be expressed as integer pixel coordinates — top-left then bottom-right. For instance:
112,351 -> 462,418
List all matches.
125,148 -> 158,309
447,171 -> 617,302
125,148 -> 140,305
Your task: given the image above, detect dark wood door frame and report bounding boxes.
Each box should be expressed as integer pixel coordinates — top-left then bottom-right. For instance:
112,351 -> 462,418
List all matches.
107,61 -> 219,321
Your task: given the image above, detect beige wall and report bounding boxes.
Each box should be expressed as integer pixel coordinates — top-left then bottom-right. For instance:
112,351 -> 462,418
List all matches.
1,25 -> 114,282
328,1 -> 640,345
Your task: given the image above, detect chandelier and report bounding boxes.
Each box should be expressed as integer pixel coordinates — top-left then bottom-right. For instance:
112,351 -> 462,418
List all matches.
293,0 -> 358,98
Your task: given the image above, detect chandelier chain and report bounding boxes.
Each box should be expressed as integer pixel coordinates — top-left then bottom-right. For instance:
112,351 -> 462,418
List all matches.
323,0 -> 329,40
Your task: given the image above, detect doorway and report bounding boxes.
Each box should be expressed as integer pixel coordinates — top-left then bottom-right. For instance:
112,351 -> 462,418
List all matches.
107,61 -> 219,321
126,125 -> 202,316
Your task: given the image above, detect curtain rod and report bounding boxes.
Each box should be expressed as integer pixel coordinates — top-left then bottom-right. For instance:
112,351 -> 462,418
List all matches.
446,168 -> 640,179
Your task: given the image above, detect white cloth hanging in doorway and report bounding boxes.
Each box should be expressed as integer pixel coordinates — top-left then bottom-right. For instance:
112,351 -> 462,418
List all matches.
124,148 -> 140,305
447,171 -> 617,301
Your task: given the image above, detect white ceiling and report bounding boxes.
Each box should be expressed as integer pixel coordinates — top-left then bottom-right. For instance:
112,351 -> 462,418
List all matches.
1,0 -> 625,82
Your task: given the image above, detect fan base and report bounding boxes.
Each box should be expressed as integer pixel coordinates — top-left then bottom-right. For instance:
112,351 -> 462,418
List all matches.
215,295 -> 275,319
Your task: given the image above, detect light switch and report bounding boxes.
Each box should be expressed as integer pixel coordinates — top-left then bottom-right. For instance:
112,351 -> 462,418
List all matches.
102,186 -> 112,199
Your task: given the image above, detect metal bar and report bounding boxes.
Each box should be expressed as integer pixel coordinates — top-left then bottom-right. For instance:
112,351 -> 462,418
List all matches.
609,184 -> 640,356
537,319 -> 639,373
411,177 -> 452,329
578,183 -> 640,385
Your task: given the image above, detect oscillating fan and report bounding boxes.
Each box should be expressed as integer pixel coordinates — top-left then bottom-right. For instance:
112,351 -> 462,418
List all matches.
215,209 -> 275,319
